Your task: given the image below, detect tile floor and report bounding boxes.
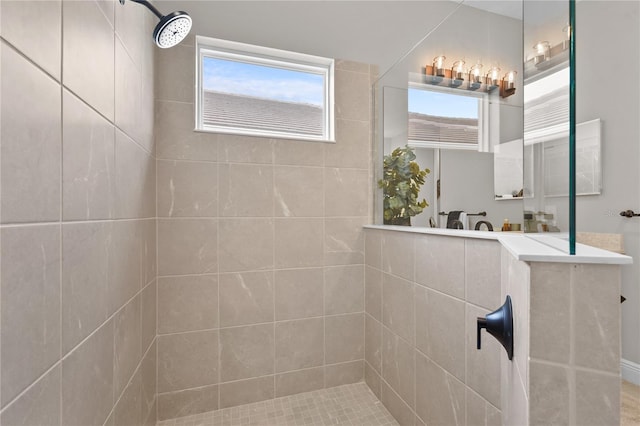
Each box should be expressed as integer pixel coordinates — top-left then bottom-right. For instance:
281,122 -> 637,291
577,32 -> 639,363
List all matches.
157,382 -> 398,426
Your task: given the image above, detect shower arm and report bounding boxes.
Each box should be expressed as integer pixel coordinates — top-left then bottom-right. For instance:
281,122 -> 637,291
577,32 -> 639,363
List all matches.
119,0 -> 163,20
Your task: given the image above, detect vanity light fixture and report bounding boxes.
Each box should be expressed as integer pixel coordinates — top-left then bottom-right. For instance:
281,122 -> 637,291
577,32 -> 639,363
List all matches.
423,58 -> 515,98
533,41 -> 550,64
500,70 -> 517,98
451,60 -> 465,87
562,25 -> 571,50
469,63 -> 483,90
433,55 -> 447,77
486,66 -> 501,89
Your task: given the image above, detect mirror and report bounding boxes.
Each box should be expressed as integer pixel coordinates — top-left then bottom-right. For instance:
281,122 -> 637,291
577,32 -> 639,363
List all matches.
374,1 -> 524,231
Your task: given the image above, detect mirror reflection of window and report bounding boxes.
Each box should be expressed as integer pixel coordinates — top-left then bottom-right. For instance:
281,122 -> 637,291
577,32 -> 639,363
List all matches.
408,87 -> 485,150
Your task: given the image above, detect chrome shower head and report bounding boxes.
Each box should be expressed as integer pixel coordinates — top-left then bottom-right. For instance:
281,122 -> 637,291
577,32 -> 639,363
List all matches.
119,0 -> 192,48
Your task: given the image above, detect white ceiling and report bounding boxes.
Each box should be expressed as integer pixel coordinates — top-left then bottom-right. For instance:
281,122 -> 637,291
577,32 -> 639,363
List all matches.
154,1 -> 522,71
460,0 -> 522,20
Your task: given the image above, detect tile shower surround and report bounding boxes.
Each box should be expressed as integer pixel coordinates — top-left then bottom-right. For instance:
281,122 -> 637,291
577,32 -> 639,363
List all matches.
0,1 -> 157,426
155,37 -> 377,420
365,228 -> 623,426
364,230 -> 503,426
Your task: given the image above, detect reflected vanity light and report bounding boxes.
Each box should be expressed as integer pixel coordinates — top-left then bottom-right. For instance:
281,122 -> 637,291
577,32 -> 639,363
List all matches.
533,41 -> 550,64
500,70 -> 517,98
562,25 -> 571,50
433,55 -> 446,77
422,57 -> 515,98
469,63 -> 483,89
486,66 -> 501,88
451,60 -> 465,86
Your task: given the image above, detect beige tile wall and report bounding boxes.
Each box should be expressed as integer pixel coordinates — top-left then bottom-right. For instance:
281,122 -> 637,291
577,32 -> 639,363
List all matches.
0,1 -> 157,425
364,229 -> 503,426
155,37 -> 376,420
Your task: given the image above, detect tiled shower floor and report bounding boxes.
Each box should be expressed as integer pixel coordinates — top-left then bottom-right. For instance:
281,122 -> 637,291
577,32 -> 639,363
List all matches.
157,382 -> 399,426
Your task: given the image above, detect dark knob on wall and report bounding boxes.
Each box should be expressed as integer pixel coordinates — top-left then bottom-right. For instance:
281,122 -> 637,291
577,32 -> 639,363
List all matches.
477,295 -> 514,360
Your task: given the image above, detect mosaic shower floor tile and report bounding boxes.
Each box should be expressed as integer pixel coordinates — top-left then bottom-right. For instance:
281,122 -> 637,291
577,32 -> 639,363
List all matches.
157,382 -> 398,426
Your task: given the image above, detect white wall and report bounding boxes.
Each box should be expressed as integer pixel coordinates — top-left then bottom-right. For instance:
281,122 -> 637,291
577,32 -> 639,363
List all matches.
575,1 -> 640,371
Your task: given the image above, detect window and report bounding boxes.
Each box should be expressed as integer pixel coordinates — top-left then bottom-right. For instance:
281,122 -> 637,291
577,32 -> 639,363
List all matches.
196,36 -> 335,141
407,84 -> 488,151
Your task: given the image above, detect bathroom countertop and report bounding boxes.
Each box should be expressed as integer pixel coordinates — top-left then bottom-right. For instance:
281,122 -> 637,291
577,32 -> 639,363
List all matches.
364,225 -> 633,265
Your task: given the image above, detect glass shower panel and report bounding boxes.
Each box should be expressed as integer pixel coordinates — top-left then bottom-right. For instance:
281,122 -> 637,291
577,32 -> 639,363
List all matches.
373,1 -> 524,231
522,0 -> 574,251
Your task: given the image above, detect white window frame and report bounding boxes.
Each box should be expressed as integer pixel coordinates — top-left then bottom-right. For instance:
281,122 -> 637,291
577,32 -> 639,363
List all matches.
195,36 -> 335,142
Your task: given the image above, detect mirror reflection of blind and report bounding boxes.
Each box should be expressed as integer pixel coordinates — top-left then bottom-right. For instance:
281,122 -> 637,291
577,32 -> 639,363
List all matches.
524,86 -> 569,133
408,113 -> 478,145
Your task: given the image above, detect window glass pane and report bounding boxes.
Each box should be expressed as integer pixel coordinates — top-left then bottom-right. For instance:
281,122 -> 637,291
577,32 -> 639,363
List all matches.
202,56 -> 325,137
408,89 -> 479,145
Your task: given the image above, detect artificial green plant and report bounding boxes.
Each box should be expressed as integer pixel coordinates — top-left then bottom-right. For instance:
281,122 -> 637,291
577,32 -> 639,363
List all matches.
378,145 -> 430,225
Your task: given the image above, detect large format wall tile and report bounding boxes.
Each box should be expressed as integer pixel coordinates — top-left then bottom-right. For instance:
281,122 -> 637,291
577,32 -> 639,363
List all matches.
275,318 -> 324,373
1,225 -> 61,407
325,360 -> 363,387
572,264 -> 620,373
382,273 -> 415,344
325,119 -> 370,169
324,265 -> 364,315
381,231 -> 414,281
62,0 -> 114,120
219,324 -> 275,382
115,39 -> 143,146
465,304 -> 501,408
0,365 -> 61,426
465,239 -> 501,310
157,160 -> 218,217
0,0 -> 61,79
155,101 -> 218,161
325,313 -> 364,364
415,352 -> 465,426
324,168 -> 369,217
275,367 -> 324,398
61,321 -> 114,426
324,217 -> 366,266
274,268 -> 324,321
62,90 -> 115,220
365,314 -> 382,373
381,327 -> 415,409
1,42 -> 61,223
274,165 -> 323,217
218,219 -> 273,273
415,235 -> 465,298
219,376 -> 275,409
158,330 -> 219,393
153,60 -> 375,416
158,219 -> 218,276
115,130 -> 155,219
219,163 -> 274,217
158,275 -> 218,334
415,286 -> 466,381
155,43 -> 194,103
62,222 -> 112,353
114,296 -> 142,399
219,272 -> 273,327
113,369 -> 143,426
219,134 -> 273,165
274,218 -> 324,268
157,385 -> 219,421
530,263 -> 570,364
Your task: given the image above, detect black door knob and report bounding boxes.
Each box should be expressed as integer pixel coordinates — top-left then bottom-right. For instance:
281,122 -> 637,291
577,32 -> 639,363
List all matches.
477,295 -> 514,360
